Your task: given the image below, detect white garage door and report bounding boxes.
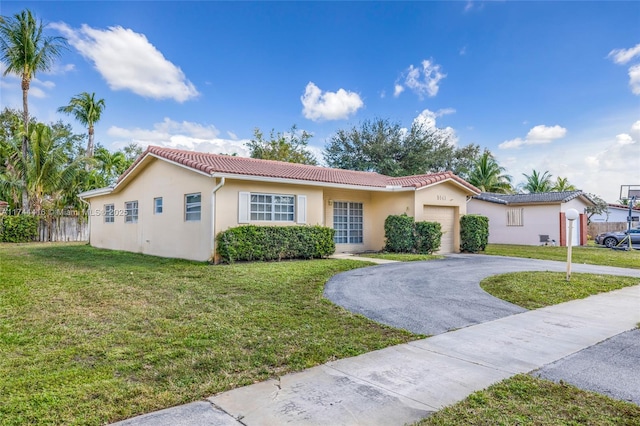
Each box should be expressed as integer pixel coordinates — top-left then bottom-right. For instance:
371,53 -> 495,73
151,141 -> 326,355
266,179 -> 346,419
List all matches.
423,206 -> 456,253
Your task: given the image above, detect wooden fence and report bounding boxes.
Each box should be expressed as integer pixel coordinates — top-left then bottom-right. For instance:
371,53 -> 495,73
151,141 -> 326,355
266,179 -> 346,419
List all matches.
37,216 -> 88,242
588,222 -> 628,237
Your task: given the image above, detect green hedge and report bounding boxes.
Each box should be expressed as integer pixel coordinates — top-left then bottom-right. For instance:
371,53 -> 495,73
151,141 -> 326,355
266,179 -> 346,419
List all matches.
216,225 -> 335,263
415,221 -> 442,254
460,214 -> 489,253
384,214 -> 442,254
0,215 -> 39,243
384,214 -> 415,252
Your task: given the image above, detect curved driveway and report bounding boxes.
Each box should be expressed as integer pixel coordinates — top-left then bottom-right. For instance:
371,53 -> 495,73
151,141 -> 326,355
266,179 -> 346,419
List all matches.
324,254 -> 640,335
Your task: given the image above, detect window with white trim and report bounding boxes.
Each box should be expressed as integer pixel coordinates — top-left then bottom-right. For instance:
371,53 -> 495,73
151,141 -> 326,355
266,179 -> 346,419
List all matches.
333,201 -> 363,244
507,208 -> 524,226
185,193 -> 201,221
125,201 -> 138,223
250,193 -> 295,221
104,204 -> 114,223
154,197 -> 163,214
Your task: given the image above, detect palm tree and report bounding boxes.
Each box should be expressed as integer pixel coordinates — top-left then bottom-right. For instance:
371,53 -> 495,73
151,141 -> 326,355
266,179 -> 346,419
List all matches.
552,176 -> 577,192
58,92 -> 106,159
0,9 -> 67,210
25,123 -> 81,211
467,151 -> 513,193
94,146 -> 126,185
522,170 -> 553,193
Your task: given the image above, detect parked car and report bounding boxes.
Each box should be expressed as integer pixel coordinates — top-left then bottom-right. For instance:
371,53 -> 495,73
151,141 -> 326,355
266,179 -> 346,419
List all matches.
595,227 -> 640,248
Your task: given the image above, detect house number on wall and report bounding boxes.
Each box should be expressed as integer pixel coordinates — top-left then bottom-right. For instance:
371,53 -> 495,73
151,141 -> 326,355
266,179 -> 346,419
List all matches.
436,195 -> 447,201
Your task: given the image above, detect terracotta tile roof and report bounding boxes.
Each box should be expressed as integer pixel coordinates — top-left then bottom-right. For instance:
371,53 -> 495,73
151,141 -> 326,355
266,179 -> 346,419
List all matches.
117,146 -> 480,193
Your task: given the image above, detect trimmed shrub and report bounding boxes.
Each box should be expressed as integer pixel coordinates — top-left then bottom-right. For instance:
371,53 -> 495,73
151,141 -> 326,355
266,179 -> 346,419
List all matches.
384,214 -> 443,254
415,221 -> 442,254
0,215 -> 39,243
384,214 -> 415,253
216,225 -> 335,263
460,214 -> 489,253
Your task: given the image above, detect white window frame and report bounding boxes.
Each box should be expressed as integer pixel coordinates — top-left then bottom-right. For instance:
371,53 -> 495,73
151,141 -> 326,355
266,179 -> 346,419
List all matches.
333,201 -> 363,244
154,197 -> 163,214
250,193 -> 295,222
104,204 -> 114,223
125,201 -> 138,224
185,193 -> 201,221
507,208 -> 524,227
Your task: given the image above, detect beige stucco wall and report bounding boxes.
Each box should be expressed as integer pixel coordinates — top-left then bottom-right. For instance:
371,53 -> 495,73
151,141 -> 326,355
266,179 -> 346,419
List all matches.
88,159 -> 215,261
214,179 -> 324,233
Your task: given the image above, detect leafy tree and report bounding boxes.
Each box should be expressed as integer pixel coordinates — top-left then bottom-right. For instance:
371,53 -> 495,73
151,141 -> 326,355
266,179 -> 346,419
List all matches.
247,125 -> 317,165
324,117 -> 480,177
552,176 -> 577,192
467,151 -> 513,193
94,146 -> 127,185
123,142 -> 143,163
585,193 -> 608,224
521,170 -> 553,193
0,9 -> 67,210
58,92 -> 105,159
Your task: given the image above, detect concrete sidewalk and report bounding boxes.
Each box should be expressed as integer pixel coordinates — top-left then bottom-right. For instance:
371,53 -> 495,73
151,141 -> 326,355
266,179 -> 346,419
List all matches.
114,284 -> 640,426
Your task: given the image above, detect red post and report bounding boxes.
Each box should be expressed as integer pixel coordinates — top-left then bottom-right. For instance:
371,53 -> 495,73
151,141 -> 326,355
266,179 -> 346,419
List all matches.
559,212 -> 566,247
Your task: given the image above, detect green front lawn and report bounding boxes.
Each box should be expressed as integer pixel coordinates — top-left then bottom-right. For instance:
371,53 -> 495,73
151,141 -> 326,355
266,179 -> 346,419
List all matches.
418,374 -> 640,425
0,243 -> 416,425
484,244 -> 640,269
481,272 -> 640,309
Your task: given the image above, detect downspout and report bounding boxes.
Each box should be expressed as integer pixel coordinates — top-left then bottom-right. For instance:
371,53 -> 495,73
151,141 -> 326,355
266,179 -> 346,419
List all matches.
210,177 -> 226,263
78,197 -> 91,245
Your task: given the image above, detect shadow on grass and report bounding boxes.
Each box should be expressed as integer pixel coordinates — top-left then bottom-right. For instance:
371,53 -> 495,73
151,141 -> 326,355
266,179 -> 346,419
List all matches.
25,243 -> 202,270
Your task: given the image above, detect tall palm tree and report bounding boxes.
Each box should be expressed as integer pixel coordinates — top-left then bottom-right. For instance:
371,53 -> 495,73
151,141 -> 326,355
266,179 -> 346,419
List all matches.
467,151 -> 513,193
0,9 -> 67,210
58,92 -> 106,159
552,176 -> 577,192
522,170 -> 553,193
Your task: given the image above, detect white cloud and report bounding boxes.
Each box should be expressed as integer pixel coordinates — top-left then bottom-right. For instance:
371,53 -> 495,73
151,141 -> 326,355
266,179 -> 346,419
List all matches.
44,63 -> 76,75
107,118 -> 248,156
499,120 -> 640,203
526,124 -> 567,141
628,64 -> 640,95
227,131 -> 238,140
396,59 -> 446,99
499,124 -> 567,149
412,108 -> 458,145
301,82 -> 363,121
607,43 -> 640,65
52,22 -> 199,102
608,44 -> 640,96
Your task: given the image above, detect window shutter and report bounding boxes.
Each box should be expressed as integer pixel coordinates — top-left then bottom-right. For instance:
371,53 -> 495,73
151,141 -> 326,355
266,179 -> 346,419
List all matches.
297,195 -> 307,224
238,192 -> 250,223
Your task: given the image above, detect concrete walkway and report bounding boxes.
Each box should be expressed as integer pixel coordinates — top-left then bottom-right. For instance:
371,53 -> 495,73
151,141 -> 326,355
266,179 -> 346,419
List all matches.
113,284 -> 640,425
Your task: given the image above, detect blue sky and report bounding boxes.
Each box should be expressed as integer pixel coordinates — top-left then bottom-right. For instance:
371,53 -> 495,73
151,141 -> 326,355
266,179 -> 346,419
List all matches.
1,1 -> 639,202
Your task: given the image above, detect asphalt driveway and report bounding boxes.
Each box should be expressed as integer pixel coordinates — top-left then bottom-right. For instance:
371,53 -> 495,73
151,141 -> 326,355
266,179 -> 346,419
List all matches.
324,254 -> 640,335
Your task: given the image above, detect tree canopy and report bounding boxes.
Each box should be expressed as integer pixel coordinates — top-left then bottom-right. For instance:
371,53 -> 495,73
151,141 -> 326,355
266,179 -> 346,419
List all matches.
0,8 -> 67,210
58,92 -> 106,158
246,125 -> 317,165
467,151 -> 513,193
323,117 -> 481,178
521,170 -> 554,193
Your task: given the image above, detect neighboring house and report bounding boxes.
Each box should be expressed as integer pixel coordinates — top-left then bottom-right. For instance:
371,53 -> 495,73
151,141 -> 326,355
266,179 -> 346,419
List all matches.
590,203 -> 640,223
79,146 -> 480,261
467,191 -> 595,247
0,201 -> 7,214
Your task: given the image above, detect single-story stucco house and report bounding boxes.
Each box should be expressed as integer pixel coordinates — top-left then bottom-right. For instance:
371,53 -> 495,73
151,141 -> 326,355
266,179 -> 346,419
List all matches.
467,191 -> 595,247
590,203 -> 640,223
79,146 -> 481,261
